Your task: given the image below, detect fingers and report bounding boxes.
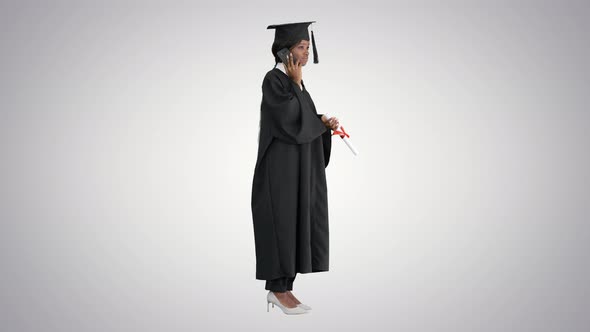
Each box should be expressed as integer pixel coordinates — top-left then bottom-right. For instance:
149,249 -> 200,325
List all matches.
329,117 -> 339,130
285,55 -> 290,70
288,52 -> 301,68
329,117 -> 339,126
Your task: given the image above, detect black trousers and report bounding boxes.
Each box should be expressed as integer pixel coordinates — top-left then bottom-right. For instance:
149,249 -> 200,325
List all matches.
265,274 -> 297,292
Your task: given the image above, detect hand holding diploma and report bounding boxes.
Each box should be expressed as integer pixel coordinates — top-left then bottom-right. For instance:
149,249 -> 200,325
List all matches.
321,114 -> 339,130
322,113 -> 358,156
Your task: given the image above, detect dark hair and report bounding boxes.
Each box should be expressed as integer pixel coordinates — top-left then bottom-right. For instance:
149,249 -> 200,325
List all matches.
271,39 -> 308,63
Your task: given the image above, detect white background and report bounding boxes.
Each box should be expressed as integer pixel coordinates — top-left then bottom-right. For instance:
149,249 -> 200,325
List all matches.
1,1 -> 589,331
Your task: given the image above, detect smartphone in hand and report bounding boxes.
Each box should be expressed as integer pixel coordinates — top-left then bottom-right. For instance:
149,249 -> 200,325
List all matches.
277,48 -> 297,65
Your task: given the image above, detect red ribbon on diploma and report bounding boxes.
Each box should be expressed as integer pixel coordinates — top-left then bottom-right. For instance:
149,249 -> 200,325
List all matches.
332,126 -> 349,138
323,113 -> 358,155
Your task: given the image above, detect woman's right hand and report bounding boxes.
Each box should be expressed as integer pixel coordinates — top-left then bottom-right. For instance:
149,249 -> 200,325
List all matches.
285,52 -> 302,86
321,115 -> 339,130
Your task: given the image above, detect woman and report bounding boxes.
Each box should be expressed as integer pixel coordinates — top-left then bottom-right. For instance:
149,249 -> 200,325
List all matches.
251,21 -> 339,315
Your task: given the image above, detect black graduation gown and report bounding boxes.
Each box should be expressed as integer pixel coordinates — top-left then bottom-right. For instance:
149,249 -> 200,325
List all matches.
251,67 -> 332,280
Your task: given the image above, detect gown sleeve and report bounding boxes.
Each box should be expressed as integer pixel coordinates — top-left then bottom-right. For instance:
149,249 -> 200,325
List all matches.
317,114 -> 332,168
261,72 -> 328,145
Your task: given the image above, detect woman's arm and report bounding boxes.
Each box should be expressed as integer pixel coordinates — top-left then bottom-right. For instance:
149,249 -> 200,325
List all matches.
262,73 -> 327,144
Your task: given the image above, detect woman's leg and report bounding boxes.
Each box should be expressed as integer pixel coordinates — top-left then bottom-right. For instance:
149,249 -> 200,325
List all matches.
266,276 -> 299,308
285,274 -> 304,305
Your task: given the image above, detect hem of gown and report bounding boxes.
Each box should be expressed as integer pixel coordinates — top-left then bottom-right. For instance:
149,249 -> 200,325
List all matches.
299,268 -> 329,274
256,268 -> 329,280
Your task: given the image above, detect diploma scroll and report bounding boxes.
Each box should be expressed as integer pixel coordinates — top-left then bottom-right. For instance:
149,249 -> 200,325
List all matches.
323,113 -> 358,156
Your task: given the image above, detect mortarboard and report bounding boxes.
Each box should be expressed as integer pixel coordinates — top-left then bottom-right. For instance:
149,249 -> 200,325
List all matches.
267,21 -> 319,64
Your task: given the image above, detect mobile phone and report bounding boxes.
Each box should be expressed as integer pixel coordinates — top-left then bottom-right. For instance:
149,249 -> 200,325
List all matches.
277,47 -> 297,64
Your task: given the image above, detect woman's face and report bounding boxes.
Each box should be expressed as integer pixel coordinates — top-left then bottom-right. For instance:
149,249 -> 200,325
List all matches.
289,40 -> 310,66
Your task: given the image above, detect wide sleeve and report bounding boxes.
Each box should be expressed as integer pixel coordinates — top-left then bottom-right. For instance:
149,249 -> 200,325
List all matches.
261,73 -> 328,144
317,114 -> 332,167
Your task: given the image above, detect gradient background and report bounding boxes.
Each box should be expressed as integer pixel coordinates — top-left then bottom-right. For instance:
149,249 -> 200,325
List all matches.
1,1 -> 589,331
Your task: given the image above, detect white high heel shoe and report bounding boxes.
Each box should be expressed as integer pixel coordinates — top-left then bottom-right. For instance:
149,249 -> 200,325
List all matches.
267,291 -> 308,315
297,303 -> 312,310
288,291 -> 312,310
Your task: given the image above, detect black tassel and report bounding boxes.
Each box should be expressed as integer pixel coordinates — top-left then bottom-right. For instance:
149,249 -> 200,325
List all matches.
311,29 -> 319,64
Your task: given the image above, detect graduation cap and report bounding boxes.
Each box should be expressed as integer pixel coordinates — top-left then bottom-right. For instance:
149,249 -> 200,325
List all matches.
267,21 -> 319,64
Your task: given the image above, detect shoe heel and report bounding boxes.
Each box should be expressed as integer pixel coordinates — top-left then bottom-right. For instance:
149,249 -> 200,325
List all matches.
267,300 -> 276,312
